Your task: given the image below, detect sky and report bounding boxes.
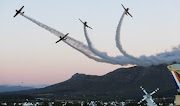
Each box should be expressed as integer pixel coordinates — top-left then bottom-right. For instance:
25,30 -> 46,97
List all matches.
0,0 -> 180,86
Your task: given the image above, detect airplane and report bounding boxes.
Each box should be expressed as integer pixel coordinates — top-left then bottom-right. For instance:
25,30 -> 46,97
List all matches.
79,19 -> 92,29
121,4 -> 133,18
56,33 -> 69,43
14,6 -> 24,17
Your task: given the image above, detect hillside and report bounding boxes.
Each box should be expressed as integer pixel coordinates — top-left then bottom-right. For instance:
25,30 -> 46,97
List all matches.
0,86 -> 33,93
1,64 -> 177,100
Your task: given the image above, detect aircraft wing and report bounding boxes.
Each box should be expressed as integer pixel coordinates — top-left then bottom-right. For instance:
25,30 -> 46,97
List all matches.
14,13 -> 18,17
19,6 -> 24,11
121,4 -> 126,10
79,19 -> 84,24
55,36 -> 62,43
62,33 -> 69,40
87,25 -> 92,29
55,39 -> 61,43
63,35 -> 68,39
61,35 -> 67,40
127,12 -> 133,17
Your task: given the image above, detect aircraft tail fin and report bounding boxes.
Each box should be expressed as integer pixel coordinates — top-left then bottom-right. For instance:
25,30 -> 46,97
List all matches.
171,71 -> 180,89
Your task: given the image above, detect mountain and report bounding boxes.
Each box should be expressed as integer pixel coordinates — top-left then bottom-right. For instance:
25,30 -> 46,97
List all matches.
0,86 -> 33,93
0,64 -> 177,100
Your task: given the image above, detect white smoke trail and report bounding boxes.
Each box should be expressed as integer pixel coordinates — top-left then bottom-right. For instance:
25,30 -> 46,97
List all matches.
82,13 -> 154,66
115,11 -> 147,66
82,11 -> 180,66
81,12 -> 157,66
20,12 -> 180,67
115,11 -> 155,66
115,11 -> 180,66
20,14 -> 134,65
154,50 -> 180,65
64,37 -> 114,63
20,14 -> 119,64
83,25 -> 135,65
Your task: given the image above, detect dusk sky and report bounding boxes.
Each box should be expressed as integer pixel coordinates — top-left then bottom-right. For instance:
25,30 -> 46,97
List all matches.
0,0 -> 180,86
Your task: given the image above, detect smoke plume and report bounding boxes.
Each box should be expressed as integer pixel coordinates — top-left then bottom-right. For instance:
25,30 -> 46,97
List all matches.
20,11 -> 180,67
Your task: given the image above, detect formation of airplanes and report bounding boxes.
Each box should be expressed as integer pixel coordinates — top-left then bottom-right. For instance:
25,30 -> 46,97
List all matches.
14,4 -> 132,43
14,6 -> 24,17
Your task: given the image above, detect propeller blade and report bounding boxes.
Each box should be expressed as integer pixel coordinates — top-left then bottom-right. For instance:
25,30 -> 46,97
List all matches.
138,97 -> 147,104
150,88 -> 159,96
140,86 -> 148,95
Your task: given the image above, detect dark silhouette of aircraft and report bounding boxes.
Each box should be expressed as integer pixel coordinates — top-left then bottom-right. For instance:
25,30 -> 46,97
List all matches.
79,19 -> 92,29
14,6 -> 24,17
121,4 -> 133,18
56,33 -> 69,43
